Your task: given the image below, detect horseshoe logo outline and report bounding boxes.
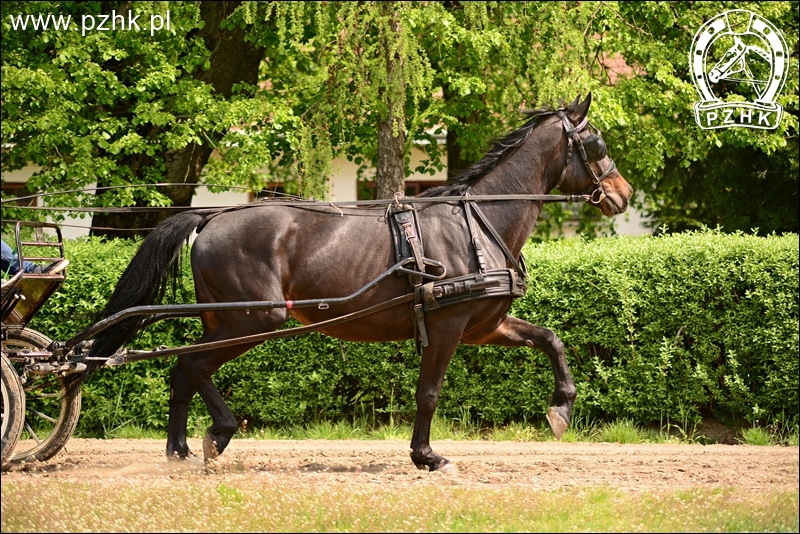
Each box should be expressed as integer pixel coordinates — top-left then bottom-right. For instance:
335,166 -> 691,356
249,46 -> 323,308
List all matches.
689,9 -> 789,130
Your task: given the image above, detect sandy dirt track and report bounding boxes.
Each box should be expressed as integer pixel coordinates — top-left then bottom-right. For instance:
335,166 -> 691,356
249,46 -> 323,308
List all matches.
3,438 -> 798,491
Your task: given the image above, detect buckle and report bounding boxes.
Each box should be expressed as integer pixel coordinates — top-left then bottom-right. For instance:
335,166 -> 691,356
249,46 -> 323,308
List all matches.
589,188 -> 607,204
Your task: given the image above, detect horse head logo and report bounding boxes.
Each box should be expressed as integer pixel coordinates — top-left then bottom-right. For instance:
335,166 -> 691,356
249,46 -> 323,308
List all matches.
690,9 -> 789,130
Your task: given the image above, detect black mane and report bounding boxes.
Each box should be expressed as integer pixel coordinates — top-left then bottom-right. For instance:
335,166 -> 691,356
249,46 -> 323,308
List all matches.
418,104 -> 565,198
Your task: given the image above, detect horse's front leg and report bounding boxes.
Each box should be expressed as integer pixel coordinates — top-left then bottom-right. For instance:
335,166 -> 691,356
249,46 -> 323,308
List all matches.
409,322 -> 464,472
463,314 -> 576,439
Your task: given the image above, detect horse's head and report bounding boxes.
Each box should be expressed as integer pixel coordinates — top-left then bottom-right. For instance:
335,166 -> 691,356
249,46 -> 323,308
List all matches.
552,94 -> 632,216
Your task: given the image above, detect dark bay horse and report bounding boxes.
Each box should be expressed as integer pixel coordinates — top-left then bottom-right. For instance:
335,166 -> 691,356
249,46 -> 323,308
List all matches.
88,94 -> 632,471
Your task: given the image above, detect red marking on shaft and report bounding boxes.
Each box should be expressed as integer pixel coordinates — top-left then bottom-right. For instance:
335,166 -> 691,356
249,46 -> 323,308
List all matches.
286,300 -> 293,309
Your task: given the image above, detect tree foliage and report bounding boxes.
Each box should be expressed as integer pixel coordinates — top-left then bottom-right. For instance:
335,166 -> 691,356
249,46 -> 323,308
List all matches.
2,1 -> 797,235
595,1 -> 799,234
1,1 -> 270,235
243,1 -> 798,234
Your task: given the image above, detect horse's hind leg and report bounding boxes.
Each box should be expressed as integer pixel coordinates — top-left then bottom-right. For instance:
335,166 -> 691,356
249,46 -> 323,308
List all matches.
166,309 -> 288,462
174,339 -> 267,463
463,315 -> 577,439
165,345 -> 246,462
166,364 -> 198,460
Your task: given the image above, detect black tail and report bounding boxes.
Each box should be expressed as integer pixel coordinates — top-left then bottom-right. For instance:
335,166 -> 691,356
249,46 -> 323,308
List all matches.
87,211 -> 210,362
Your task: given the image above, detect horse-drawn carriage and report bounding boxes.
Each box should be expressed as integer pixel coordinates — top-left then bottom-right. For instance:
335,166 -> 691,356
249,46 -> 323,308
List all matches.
1,96 -> 632,470
1,222 -> 81,463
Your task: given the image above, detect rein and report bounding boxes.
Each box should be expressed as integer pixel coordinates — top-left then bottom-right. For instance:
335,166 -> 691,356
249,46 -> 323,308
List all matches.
2,192 -> 593,215
4,109 -> 614,223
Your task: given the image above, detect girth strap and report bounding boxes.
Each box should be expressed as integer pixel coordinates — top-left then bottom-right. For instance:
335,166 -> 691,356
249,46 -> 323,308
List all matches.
386,197 -> 529,355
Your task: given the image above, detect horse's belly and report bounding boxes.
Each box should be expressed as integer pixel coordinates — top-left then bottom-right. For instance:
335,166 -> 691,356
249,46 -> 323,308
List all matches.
289,298 -> 415,342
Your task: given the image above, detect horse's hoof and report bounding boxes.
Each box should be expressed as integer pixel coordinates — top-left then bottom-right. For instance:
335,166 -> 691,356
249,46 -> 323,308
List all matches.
435,461 -> 457,474
203,436 -> 220,463
411,456 -> 451,472
546,406 -> 568,440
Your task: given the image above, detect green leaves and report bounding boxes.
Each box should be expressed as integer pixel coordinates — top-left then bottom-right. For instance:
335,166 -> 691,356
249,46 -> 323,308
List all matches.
3,1 -> 796,234
517,229 -> 798,426
0,1 -> 246,215
599,1 -> 798,233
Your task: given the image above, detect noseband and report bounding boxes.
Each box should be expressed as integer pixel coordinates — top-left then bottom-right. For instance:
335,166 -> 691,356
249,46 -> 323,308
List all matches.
555,110 -> 617,204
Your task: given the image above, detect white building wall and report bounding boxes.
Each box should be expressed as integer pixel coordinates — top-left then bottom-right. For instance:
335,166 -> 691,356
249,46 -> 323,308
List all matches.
612,207 -> 651,236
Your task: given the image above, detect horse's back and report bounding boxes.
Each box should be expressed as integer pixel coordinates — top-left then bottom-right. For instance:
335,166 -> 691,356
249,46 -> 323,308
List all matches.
190,204 -> 397,298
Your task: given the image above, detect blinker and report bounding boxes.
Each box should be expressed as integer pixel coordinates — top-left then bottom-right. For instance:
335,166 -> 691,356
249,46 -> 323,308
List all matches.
583,134 -> 607,162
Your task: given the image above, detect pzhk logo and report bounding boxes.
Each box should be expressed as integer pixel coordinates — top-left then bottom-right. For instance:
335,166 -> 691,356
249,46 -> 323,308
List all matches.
690,9 -> 789,130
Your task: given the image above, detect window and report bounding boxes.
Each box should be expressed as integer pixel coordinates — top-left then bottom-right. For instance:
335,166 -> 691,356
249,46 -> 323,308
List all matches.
357,180 -> 446,200
0,183 -> 36,206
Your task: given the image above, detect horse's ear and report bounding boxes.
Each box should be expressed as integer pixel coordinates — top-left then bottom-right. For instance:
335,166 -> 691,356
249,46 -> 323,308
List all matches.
567,93 -> 592,124
566,95 -> 581,110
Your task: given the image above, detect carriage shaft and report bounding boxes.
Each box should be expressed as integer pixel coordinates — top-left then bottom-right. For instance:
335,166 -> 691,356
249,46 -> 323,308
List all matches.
108,293 -> 416,365
62,258 -> 425,352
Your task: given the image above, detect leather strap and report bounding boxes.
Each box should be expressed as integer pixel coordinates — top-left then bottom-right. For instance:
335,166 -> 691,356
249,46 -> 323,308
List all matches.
467,201 -> 526,280
462,199 -> 487,274
555,137 -> 573,190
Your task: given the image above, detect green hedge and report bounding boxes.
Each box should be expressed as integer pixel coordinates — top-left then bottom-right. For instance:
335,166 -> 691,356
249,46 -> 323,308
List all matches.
23,230 -> 799,436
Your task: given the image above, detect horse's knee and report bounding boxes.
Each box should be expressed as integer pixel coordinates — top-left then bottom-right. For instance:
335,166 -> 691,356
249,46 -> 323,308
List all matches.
415,387 -> 440,413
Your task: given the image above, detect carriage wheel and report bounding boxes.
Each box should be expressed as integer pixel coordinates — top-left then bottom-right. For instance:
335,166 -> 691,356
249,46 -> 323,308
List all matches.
3,328 -> 82,463
1,353 -> 26,464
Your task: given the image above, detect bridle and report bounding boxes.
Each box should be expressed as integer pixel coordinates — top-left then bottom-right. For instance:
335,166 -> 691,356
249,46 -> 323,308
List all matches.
555,110 -> 617,204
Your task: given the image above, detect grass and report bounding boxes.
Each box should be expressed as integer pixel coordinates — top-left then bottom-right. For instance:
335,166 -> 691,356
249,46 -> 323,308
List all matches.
740,426 -> 774,446
2,479 -> 797,532
596,418 -> 646,444
102,415 -> 800,447
739,423 -> 800,447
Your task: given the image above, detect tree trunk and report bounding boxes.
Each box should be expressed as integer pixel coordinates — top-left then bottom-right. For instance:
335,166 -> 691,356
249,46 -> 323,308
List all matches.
91,1 -> 264,238
375,3 -> 406,200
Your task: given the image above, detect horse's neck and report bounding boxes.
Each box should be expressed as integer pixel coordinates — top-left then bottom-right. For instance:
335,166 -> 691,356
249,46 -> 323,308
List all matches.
467,142 -> 557,257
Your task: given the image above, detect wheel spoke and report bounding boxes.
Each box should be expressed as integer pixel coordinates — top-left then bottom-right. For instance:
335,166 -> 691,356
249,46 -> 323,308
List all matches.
5,329 -> 82,463
26,391 -> 63,399
29,409 -> 58,424
24,421 -> 42,445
